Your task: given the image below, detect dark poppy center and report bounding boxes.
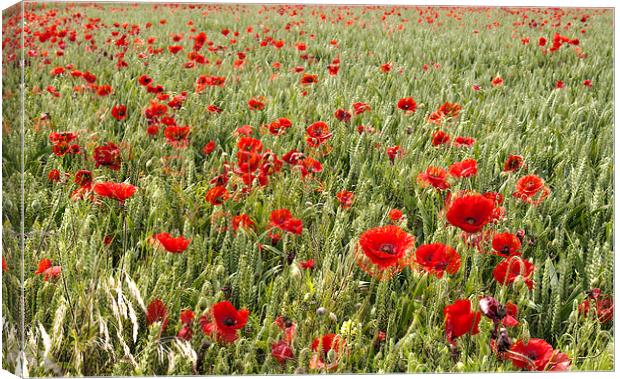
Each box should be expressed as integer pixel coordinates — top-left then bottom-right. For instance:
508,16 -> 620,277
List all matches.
223,316 -> 236,327
465,217 -> 477,225
434,261 -> 448,270
379,244 -> 396,254
501,246 -> 510,254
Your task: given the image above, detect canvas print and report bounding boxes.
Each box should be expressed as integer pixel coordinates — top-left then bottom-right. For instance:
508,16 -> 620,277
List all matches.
1,1 -> 614,376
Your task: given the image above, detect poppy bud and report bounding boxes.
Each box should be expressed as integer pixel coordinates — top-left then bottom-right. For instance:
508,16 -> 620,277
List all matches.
286,252 -> 296,265
515,229 -> 525,243
479,296 -> 506,322
329,312 -> 338,322
495,327 -> 512,353
316,307 -> 326,316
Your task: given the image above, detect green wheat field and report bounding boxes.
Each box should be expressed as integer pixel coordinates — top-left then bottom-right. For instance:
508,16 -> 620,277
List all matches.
1,2 -> 614,376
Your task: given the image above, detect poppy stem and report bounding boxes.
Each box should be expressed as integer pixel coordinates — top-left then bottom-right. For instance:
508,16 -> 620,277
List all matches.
119,204 -> 128,276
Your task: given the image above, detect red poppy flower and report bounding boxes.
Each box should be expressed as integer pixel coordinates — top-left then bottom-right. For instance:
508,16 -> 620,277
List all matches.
146,299 -> 169,331
267,117 -> 291,134
448,158 -> 477,178
82,71 -> 97,83
177,325 -> 193,341
306,121 -> 333,147
555,80 -> 565,89
2,257 -> 7,272
272,341 -> 294,364
428,111 -> 445,125
414,243 -> 461,278
202,141 -> 216,155
386,145 -> 401,163
503,155 -> 524,172
274,315 -> 297,343
180,309 -> 195,325
207,104 -> 223,113
282,150 -> 305,165
380,63 -> 392,72
74,169 -> 93,187
232,214 -> 255,231
168,45 -> 183,54
336,190 -> 354,209
96,85 -> 112,96
334,109 -> 351,123
248,98 -> 265,110
205,186 -> 230,206
397,97 -> 416,112
300,73 -> 318,85
153,232 -> 191,253
502,302 -> 520,327
138,74 -> 153,86
432,130 -> 450,146
539,37 -> 547,46
299,259 -> 315,270
595,296 -> 614,323
111,104 -> 127,121
417,166 -> 450,190
327,63 -> 339,76
237,137 -> 263,153
164,125 -> 190,148
388,209 -> 403,221
446,194 -> 495,233
443,299 -> 481,344
298,157 -> 323,178
355,225 -> 415,279
513,175 -> 550,205
491,76 -> 504,86
491,232 -> 522,257
93,182 -> 137,204
492,256 -> 535,290
269,209 -> 303,235
352,102 -> 371,115
508,339 -> 569,371
453,136 -> 476,148
583,79 -> 592,88
437,102 -> 462,118
200,301 -> 249,343
48,169 -> 61,183
35,258 -> 52,275
93,142 -> 122,170
310,334 -> 345,370
50,66 -> 65,76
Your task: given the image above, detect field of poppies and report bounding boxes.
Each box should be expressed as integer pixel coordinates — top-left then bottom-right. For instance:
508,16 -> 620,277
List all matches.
1,2 -> 615,376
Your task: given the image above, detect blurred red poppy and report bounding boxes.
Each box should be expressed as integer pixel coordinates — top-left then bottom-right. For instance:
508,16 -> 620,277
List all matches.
153,232 -> 191,253
448,158 -> 477,178
310,334 -> 345,370
205,186 -> 231,206
397,97 -> 416,112
111,104 -> 127,120
492,256 -> 535,290
414,243 -> 461,278
146,299 -> 169,332
93,182 -> 137,204
443,299 -> 481,344
417,166 -> 450,190
336,190 -> 354,209
93,142 -> 122,170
